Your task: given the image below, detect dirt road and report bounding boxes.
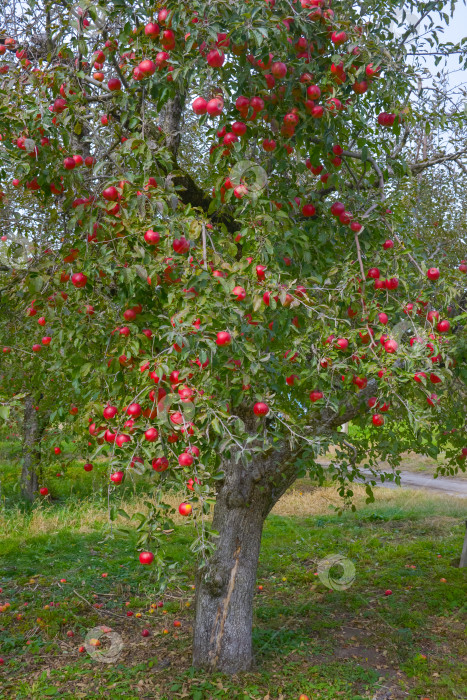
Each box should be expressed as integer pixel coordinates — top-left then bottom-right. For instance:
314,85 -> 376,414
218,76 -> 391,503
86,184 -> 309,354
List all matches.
358,468 -> 467,498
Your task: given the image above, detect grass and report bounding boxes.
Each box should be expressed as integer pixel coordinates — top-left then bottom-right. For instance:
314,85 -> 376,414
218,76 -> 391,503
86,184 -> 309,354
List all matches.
0,440 -> 466,699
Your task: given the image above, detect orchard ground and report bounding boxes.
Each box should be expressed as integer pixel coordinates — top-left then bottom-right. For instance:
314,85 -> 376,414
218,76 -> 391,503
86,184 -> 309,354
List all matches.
0,439 -> 466,699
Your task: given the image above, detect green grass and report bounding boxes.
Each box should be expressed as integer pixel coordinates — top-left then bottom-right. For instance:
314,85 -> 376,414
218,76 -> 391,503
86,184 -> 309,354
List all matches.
0,436 -> 167,507
0,442 -> 466,699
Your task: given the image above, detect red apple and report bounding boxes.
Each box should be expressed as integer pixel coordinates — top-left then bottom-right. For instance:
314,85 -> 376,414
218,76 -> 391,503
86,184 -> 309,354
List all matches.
102,186 -> 119,201
139,551 -> 154,565
108,78 -> 121,91
286,375 -> 298,386
206,48 -> 224,67
302,203 -> 316,217
262,138 -> 276,152
385,277 -> 399,289
179,453 -> 193,467
250,96 -> 265,112
216,331 -> 232,346
384,339 -> 398,354
116,434 -> 131,447
232,286 -> 246,300
192,97 -> 207,115
152,456 -> 169,472
206,98 -> 224,117
187,477 -> 201,491
103,405 -> 118,420
352,80 -> 368,94
178,502 -> 192,516
71,272 -> 87,288
144,229 -> 160,244
436,320 -> 450,333
145,428 -> 159,442
307,84 -> 321,99
253,402 -> 269,416
126,403 -> 142,418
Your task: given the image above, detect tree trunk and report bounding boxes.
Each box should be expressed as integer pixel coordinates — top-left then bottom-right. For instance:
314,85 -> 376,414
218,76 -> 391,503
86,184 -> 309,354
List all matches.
192,492 -> 266,673
21,395 -> 42,501
160,93 -> 185,157
192,439 -> 298,674
460,519 -> 467,568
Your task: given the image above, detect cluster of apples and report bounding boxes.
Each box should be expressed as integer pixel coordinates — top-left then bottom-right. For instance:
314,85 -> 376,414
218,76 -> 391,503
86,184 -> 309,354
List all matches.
86,386 -> 202,491
180,1 -> 395,211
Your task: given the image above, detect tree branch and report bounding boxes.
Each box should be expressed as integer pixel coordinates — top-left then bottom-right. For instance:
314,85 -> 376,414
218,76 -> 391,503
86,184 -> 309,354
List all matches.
311,379 -> 379,433
410,150 -> 467,174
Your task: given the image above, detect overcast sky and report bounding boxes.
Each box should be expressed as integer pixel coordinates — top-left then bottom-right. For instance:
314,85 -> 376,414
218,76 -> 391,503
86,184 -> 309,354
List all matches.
420,1 -> 467,91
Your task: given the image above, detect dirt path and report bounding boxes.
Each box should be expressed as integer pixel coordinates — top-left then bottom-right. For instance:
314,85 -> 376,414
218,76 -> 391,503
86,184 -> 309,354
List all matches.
358,468 -> 467,498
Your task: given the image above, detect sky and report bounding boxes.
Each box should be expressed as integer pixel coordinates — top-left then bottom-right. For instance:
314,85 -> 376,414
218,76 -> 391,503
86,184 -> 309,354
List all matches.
419,1 -> 467,91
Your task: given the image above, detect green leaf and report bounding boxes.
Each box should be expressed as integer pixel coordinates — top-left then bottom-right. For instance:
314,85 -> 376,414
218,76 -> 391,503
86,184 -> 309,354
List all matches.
31,276 -> 44,292
212,471 -> 225,480
80,363 -> 92,377
78,39 -> 87,56
135,265 -> 148,281
0,406 -> 10,420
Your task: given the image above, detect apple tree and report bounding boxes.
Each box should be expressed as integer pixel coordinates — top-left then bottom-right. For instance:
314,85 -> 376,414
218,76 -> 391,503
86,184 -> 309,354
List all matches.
0,0 -> 467,673
0,165 -> 88,498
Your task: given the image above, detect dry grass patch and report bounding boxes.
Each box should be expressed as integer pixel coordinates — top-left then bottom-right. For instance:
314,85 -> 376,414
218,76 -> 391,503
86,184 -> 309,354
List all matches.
272,483 -> 463,516
1,482 -> 464,541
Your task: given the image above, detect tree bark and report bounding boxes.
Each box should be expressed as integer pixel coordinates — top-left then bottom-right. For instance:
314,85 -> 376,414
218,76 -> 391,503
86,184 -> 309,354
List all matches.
192,478 -> 268,673
160,93 -> 185,157
21,395 -> 43,501
460,520 -> 467,568
192,435 -> 298,673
